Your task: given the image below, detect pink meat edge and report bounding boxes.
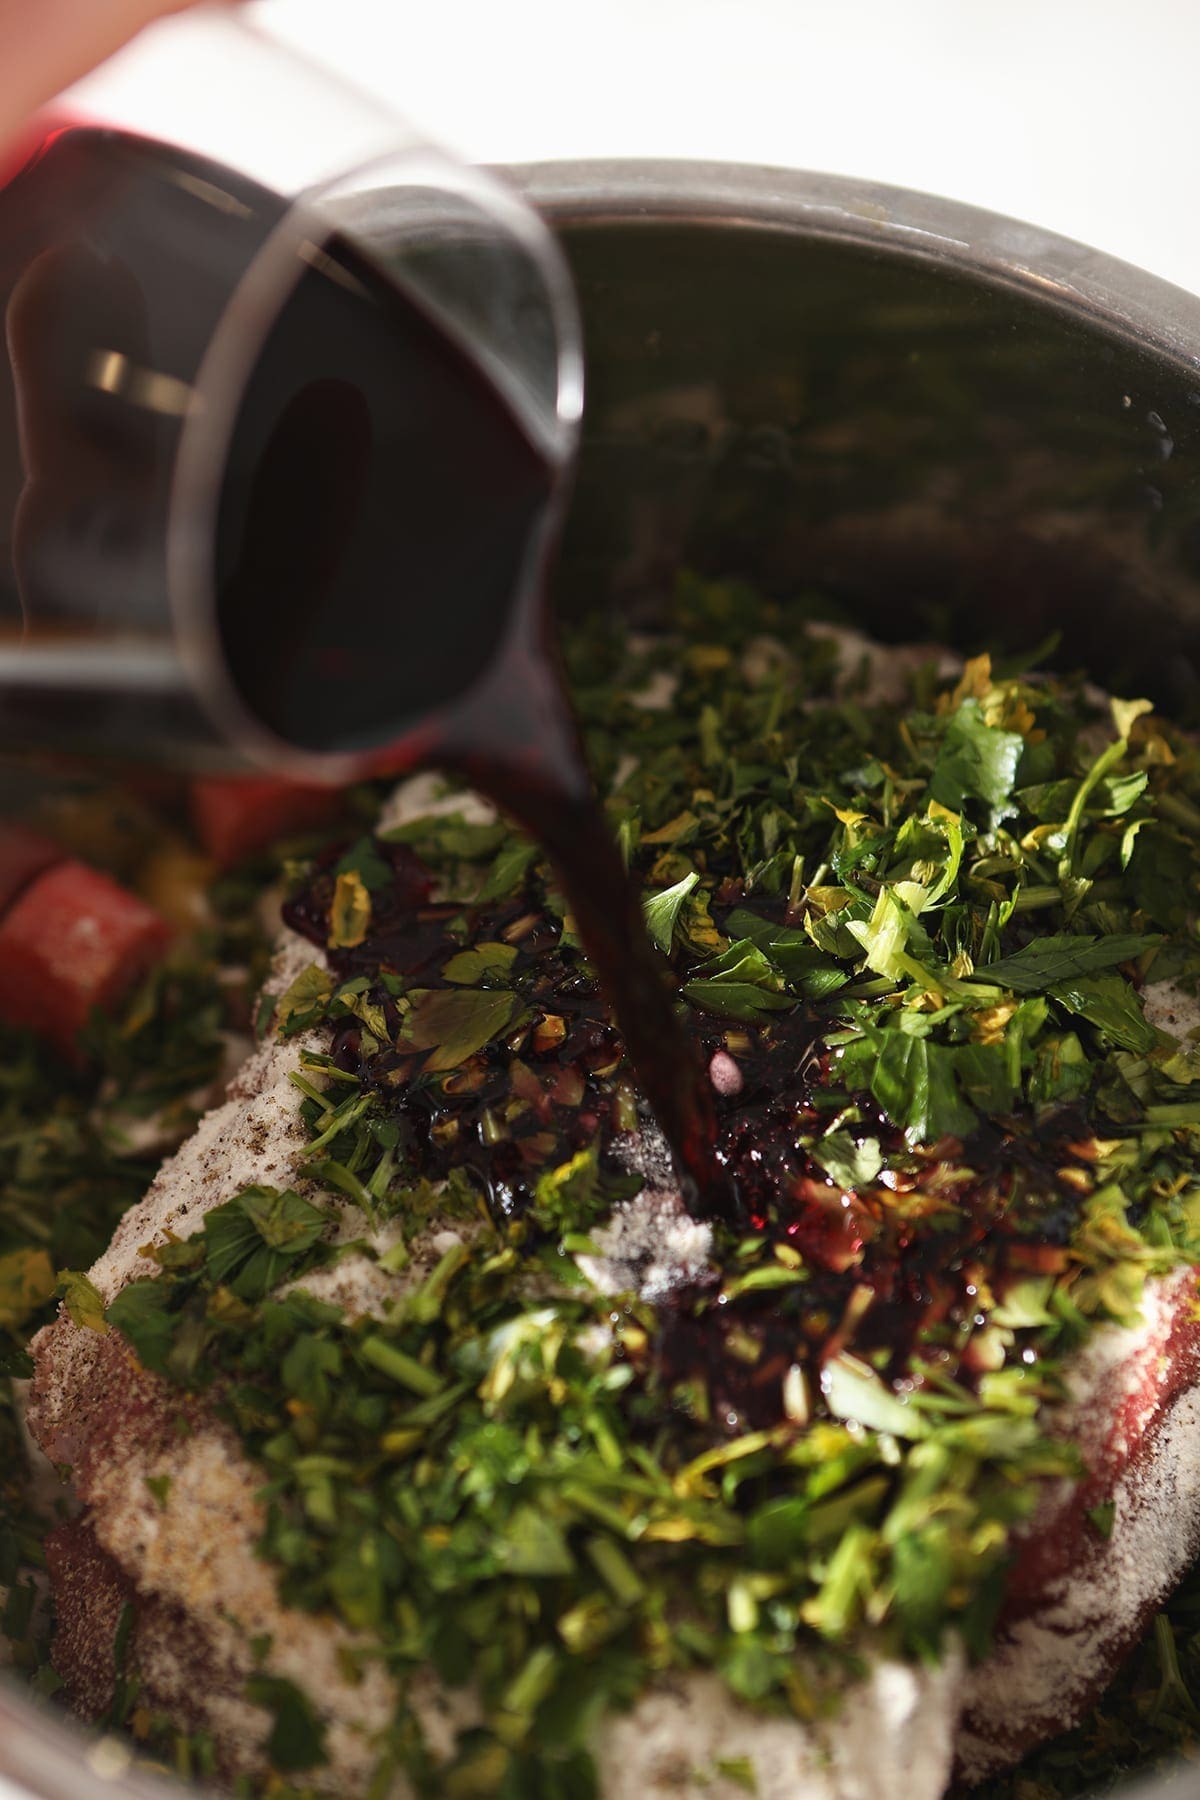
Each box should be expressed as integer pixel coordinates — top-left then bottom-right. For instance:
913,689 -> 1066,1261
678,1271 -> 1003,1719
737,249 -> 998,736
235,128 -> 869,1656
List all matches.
957,1265 -> 1200,1782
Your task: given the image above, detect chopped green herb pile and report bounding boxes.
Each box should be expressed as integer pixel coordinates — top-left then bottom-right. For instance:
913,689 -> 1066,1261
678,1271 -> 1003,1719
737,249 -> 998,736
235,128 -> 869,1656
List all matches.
8,582 -> 1200,1795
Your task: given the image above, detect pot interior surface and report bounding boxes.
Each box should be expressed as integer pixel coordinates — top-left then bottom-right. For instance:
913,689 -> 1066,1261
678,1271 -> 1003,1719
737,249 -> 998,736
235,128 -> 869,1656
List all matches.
554,218 -> 1200,722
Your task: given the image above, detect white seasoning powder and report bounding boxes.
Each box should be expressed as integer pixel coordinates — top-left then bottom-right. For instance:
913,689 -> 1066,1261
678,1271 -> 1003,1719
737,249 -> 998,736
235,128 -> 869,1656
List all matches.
375,770 -> 496,837
86,932 -> 326,1304
576,1187 -> 714,1303
598,1653 -> 962,1800
1142,978 -> 1200,1044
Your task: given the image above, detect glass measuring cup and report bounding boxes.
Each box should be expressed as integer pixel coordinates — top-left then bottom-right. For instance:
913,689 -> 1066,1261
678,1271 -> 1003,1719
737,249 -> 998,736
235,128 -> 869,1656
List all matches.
0,5 -> 733,1217
0,3 -> 583,780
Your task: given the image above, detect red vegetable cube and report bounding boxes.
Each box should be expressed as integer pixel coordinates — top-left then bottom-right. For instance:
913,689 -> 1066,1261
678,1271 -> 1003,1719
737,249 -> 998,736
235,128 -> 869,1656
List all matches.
190,776 -> 343,869
0,822 -> 63,914
0,860 -> 172,1054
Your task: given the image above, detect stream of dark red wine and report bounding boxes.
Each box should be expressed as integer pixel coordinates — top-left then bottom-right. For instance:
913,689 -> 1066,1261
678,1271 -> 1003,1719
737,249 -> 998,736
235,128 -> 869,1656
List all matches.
206,185 -> 734,1217
0,123 -> 730,1216
451,668 -> 730,1220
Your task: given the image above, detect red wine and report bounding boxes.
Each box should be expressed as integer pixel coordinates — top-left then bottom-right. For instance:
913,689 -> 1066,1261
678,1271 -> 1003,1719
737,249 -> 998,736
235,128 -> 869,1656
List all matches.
211,228 -> 557,758
0,125 -> 734,1219
211,201 -> 731,1216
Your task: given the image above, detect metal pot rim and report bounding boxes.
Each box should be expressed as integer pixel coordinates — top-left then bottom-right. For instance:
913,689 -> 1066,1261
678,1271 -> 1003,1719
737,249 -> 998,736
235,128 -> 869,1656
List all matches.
509,155 -> 1200,380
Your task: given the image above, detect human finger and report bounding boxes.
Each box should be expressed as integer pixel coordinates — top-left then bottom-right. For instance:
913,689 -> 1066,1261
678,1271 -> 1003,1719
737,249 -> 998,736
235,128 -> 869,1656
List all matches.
0,0 -> 198,153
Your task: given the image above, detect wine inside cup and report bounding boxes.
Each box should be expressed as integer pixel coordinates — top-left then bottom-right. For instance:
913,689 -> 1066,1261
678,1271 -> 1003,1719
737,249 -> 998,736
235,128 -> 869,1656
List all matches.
0,6 -> 731,1213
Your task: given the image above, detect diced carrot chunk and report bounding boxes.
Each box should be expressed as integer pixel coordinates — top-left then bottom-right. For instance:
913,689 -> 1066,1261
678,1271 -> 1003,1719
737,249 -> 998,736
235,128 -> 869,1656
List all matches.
0,860 -> 172,1055
0,822 -> 64,914
189,776 -> 343,869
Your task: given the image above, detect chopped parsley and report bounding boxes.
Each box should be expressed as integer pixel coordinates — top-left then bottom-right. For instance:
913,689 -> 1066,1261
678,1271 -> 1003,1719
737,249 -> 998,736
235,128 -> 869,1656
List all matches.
7,585 -> 1200,1793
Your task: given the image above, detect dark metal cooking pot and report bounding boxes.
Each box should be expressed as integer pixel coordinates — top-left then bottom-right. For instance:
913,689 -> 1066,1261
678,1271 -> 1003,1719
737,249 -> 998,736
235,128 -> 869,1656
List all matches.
3,158 -> 1200,1800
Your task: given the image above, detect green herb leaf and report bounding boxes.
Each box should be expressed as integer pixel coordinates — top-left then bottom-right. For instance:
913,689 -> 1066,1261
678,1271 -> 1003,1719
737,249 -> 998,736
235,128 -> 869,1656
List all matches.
642,870 -> 699,955
0,1248 -> 55,1330
106,1279 -> 177,1373
476,841 -> 539,903
1087,1501 -> 1116,1539
1049,971 -> 1159,1054
276,964 -> 335,1036
327,871 -> 371,949
682,937 -> 795,1020
974,932 -> 1160,994
1017,770 -> 1148,821
991,1275 -> 1056,1329
442,942 -> 518,985
1130,829 -> 1196,929
531,1146 -> 640,1235
714,1757 -> 759,1795
719,1263 -> 807,1301
891,1521 -> 952,1644
1028,1033 -> 1091,1107
498,1505 -> 575,1577
203,1187 -> 327,1302
245,1674 -> 327,1774
397,988 -> 521,1071
954,1041 -> 1016,1114
57,1270 -> 110,1336
929,699 -> 1024,812
144,1473 -> 171,1511
690,938 -> 785,988
333,837 -> 394,892
812,1132 -> 883,1189
1112,696 -> 1154,739
383,813 -> 507,861
681,979 -> 795,1023
822,1353 -> 927,1438
850,1028 -> 975,1142
724,908 -> 847,993
846,885 -> 936,986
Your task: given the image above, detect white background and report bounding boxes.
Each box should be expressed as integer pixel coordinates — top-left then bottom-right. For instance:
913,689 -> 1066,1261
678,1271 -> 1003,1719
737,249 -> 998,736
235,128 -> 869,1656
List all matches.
236,0 -> 1197,297
65,0 -> 1200,298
